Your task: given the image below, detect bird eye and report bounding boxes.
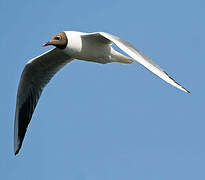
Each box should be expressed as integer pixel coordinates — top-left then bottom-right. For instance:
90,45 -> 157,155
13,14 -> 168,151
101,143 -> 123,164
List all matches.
55,36 -> 61,40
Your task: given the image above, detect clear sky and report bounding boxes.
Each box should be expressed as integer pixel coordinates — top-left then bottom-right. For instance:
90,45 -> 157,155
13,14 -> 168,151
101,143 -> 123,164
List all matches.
0,0 -> 204,179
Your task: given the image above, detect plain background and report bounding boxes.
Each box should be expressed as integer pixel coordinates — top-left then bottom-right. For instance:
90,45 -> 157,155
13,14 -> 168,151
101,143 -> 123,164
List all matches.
0,0 -> 204,179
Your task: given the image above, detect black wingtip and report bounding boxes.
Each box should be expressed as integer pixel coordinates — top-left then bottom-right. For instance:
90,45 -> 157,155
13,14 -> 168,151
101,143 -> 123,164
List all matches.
14,146 -> 20,156
14,140 -> 23,156
181,86 -> 191,94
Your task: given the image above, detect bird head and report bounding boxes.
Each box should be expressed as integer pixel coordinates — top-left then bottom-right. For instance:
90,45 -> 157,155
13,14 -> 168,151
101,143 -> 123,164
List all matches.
43,32 -> 67,49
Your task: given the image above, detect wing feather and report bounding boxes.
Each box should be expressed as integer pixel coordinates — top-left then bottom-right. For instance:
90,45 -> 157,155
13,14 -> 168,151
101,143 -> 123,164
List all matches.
14,48 -> 73,155
100,32 -> 190,93
83,32 -> 189,93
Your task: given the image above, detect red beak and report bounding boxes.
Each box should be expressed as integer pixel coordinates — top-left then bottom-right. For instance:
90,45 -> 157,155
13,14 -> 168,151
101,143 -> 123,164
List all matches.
42,42 -> 50,47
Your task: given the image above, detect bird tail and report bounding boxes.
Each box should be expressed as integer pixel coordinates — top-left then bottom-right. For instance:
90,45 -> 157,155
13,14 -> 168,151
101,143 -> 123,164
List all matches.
115,57 -> 134,64
111,48 -> 134,64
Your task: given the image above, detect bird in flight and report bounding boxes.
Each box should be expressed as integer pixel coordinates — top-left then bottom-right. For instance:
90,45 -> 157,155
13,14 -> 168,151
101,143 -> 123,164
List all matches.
14,31 -> 190,155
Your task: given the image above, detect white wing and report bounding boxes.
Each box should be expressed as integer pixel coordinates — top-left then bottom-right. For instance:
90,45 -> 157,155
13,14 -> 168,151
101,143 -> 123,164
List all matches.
82,32 -> 190,93
14,48 -> 73,155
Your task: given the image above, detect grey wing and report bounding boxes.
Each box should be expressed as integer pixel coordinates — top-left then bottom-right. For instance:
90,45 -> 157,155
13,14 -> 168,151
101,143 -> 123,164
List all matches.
14,48 -> 73,155
82,32 -> 189,93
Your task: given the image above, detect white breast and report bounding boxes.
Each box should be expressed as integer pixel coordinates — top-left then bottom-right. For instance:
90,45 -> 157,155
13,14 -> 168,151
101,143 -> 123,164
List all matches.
63,31 -> 84,57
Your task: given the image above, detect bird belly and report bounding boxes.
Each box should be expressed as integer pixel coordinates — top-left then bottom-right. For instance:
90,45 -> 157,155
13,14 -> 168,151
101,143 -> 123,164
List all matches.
78,45 -> 112,64
77,40 -> 112,64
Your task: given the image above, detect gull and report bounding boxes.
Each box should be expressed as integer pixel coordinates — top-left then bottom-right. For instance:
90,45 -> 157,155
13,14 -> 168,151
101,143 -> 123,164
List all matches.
14,31 -> 190,155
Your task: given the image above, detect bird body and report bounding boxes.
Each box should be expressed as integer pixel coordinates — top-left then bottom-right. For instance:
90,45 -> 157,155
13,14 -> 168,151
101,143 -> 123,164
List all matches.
14,30 -> 190,155
63,31 -> 133,64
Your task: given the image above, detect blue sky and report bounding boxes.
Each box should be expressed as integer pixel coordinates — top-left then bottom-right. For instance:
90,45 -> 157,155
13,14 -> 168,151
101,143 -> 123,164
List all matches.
0,0 -> 204,179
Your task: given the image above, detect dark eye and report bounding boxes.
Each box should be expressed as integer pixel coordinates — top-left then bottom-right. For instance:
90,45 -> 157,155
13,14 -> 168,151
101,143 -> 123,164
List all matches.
55,36 -> 61,40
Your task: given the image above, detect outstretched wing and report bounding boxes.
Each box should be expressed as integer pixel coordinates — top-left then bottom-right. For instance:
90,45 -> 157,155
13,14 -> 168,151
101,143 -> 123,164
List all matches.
82,32 -> 190,93
14,48 -> 73,155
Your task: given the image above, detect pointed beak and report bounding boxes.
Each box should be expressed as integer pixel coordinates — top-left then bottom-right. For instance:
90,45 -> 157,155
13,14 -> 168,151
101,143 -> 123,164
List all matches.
42,41 -> 53,47
42,42 -> 50,47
